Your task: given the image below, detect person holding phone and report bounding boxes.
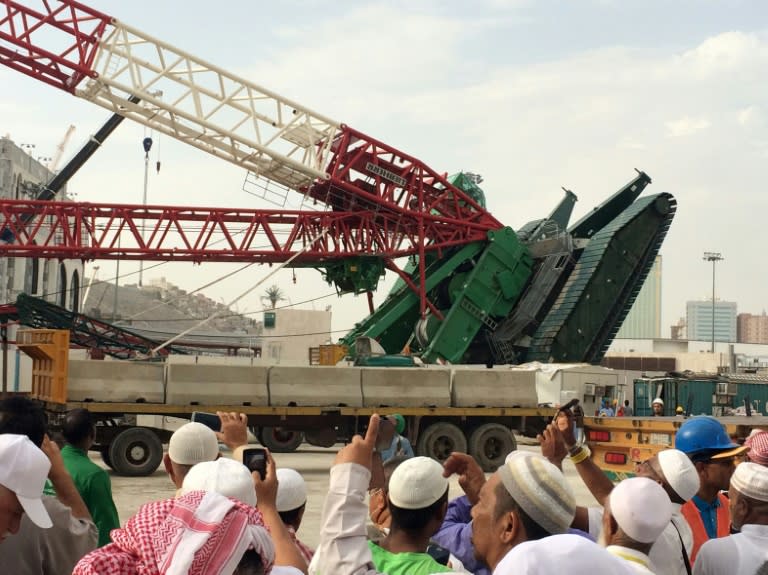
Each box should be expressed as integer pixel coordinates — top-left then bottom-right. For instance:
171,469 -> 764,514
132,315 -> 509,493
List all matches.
377,414 -> 414,463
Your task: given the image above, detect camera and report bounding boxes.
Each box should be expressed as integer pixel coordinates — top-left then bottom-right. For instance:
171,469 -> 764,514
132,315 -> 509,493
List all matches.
242,447 -> 267,480
190,411 -> 221,433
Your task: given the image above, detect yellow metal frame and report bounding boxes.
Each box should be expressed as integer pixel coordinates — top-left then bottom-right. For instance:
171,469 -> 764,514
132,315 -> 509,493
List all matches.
17,329 -> 70,404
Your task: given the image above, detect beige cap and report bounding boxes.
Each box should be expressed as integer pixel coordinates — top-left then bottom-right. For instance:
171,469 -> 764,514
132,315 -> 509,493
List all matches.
168,422 -> 219,465
498,451 -> 576,535
730,461 -> 768,502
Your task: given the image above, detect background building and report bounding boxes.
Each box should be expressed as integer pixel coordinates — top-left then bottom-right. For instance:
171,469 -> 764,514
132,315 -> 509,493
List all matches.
0,136 -> 84,311
737,312 -> 768,344
616,255 -> 662,339
686,300 -> 737,343
262,307 -> 332,364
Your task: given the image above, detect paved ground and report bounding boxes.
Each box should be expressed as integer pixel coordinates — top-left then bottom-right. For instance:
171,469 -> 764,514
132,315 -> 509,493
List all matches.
104,439 -> 599,550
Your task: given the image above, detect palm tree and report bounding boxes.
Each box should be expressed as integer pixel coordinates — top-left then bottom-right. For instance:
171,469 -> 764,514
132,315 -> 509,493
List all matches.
262,285 -> 286,309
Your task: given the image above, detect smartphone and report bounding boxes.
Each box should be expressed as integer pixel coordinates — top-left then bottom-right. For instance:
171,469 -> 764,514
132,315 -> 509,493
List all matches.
242,447 -> 267,480
191,411 -> 221,433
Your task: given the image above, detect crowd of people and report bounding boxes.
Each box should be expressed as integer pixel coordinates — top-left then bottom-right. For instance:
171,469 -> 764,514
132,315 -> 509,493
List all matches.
1,396 -> 767,575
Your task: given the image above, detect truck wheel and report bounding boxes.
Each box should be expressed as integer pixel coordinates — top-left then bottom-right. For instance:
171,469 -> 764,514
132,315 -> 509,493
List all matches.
416,422 -> 467,463
469,423 -> 517,472
108,428 -> 164,477
259,427 -> 304,453
99,447 -> 113,469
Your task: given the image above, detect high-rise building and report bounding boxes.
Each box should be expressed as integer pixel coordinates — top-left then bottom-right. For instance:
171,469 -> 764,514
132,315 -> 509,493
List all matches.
737,312 -> 768,344
616,255 -> 662,339
686,300 -> 737,343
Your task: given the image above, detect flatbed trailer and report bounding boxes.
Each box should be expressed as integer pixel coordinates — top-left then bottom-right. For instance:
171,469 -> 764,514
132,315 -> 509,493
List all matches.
21,328 -> 557,476
584,415 -> 768,481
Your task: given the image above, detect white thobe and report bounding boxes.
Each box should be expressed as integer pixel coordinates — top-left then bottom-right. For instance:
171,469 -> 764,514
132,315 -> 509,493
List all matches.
692,524 -> 768,575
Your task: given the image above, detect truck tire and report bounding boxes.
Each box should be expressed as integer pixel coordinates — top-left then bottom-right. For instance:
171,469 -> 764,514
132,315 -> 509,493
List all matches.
108,427 -> 164,477
259,427 -> 304,453
416,422 -> 467,463
469,423 -> 517,472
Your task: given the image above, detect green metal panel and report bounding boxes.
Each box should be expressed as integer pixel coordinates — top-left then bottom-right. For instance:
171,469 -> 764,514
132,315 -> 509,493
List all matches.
675,379 -> 717,416
734,383 -> 768,414
317,257 -> 386,295
340,242 -> 486,354
447,172 -> 486,209
421,228 -> 532,363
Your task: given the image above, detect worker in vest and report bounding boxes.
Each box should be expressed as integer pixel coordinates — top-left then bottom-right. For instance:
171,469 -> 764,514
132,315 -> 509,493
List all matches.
674,416 -> 749,564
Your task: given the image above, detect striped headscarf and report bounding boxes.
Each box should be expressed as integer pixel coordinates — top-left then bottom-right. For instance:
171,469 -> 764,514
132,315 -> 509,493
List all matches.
73,490 -> 275,575
746,430 -> 768,467
498,451 -> 576,535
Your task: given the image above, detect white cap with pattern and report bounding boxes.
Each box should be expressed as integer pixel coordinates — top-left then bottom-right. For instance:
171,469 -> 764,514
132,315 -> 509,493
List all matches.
388,456 -> 448,509
181,457 -> 257,506
498,451 -> 576,535
168,422 -> 219,465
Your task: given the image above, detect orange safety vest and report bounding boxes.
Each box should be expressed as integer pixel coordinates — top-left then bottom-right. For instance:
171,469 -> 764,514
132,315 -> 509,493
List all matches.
681,493 -> 730,564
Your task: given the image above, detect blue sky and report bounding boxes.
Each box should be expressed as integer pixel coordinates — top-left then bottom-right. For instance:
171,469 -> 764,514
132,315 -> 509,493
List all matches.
2,0 -> 767,340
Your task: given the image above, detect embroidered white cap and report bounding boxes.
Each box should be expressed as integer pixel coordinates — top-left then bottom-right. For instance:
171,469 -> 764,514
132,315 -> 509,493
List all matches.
730,461 -> 768,502
181,457 -> 257,507
388,456 -> 448,509
168,422 -> 219,465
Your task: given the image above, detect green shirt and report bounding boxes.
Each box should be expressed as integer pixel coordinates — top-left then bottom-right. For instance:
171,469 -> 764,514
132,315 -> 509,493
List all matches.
368,541 -> 453,575
56,444 -> 120,547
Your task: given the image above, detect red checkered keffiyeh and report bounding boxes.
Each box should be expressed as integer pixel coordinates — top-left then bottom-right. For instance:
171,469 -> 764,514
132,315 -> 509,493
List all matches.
747,430 -> 768,466
73,490 -> 275,575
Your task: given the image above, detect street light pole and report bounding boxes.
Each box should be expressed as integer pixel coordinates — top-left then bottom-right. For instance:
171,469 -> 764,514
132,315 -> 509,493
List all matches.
703,252 -> 723,353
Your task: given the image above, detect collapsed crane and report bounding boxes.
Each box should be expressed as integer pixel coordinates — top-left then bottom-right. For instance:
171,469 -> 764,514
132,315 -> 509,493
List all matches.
0,0 -> 675,365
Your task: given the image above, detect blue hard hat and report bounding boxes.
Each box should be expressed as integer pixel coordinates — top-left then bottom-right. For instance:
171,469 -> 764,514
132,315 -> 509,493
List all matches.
674,416 -> 740,458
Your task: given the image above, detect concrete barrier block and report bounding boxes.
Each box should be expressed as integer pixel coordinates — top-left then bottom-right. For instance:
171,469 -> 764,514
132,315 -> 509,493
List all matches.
67,360 -> 164,403
166,364 -> 268,405
268,366 -> 362,407
452,368 -> 538,408
362,367 -> 451,407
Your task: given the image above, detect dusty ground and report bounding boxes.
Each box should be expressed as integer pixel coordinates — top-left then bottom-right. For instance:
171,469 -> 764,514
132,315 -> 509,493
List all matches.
103,439 -> 599,550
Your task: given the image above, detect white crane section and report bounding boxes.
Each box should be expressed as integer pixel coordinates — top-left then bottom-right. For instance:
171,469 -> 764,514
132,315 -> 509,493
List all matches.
77,19 -> 342,191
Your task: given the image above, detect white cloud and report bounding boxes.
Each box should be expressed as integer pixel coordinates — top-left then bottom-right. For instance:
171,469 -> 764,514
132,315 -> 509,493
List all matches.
738,105 -> 764,128
665,116 -> 712,137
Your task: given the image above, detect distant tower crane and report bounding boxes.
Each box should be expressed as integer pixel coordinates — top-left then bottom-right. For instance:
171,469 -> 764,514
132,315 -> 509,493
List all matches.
49,124 -> 76,172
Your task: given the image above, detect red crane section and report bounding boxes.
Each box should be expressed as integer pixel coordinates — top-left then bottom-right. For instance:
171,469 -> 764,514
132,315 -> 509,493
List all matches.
0,199 -> 493,262
0,0 -> 503,317
0,0 -> 110,92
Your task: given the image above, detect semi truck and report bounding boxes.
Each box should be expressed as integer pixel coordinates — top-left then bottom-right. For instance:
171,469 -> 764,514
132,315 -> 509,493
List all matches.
16,328 -> 627,476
